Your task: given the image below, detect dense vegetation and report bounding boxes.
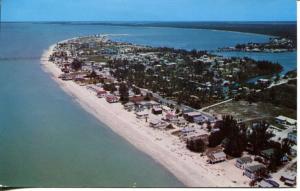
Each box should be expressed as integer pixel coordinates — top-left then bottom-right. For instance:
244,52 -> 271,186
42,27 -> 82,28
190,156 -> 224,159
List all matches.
246,80 -> 297,110
107,49 -> 282,109
187,138 -> 206,153
208,115 -> 248,157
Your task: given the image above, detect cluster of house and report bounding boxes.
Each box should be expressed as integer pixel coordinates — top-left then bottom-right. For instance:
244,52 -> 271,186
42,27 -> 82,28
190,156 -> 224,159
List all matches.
234,155 -> 296,187
269,116 -> 297,156
123,98 -> 190,129
220,37 -> 295,53
86,84 -> 119,103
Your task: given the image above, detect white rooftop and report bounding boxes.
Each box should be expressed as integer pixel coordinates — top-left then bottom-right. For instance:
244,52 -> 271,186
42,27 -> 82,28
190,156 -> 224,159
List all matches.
276,115 -> 297,125
213,151 -> 226,159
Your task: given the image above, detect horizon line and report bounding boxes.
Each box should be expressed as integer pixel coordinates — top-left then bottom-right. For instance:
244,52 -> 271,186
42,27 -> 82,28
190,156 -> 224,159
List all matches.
0,20 -> 297,23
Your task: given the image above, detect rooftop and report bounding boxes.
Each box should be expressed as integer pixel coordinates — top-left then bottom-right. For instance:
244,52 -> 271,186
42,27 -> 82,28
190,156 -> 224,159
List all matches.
246,164 -> 265,172
237,156 -> 252,164
212,151 -> 226,159
185,112 -> 202,117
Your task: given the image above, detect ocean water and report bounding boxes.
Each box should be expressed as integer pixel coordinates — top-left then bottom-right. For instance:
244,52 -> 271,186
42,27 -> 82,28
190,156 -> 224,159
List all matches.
0,23 -> 296,187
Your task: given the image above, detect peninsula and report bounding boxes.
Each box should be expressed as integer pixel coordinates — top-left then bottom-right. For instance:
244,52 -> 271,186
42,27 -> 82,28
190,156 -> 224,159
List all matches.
41,35 -> 297,188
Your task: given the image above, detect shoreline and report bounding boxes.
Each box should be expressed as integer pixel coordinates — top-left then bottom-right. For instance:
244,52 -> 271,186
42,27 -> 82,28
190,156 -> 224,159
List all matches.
41,40 -> 251,187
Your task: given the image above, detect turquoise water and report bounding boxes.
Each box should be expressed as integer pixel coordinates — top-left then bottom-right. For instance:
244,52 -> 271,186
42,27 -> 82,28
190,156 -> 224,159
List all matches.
0,60 -> 184,187
0,23 -> 296,187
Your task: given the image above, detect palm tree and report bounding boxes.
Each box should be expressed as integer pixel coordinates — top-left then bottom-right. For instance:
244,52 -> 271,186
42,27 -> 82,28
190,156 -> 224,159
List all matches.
248,121 -> 273,155
119,83 -> 129,103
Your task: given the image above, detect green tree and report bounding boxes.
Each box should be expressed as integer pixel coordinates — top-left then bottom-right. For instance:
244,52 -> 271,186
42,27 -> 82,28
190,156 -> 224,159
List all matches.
223,117 -> 247,157
187,139 -> 206,153
268,148 -> 283,173
208,115 -> 247,157
71,59 -> 82,71
119,83 -> 129,103
248,121 -> 273,155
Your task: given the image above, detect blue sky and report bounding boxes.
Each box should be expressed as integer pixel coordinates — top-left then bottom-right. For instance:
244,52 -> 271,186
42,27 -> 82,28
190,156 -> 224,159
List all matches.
2,0 -> 297,22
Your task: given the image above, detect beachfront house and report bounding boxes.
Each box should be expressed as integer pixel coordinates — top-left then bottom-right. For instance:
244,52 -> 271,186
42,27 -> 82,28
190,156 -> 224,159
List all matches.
165,112 -> 178,123
152,107 -> 163,115
124,102 -> 135,111
106,95 -> 119,103
136,101 -> 160,109
136,111 -> 149,119
149,119 -> 166,129
235,157 -> 253,169
207,150 -> 226,164
243,164 -> 266,180
97,90 -> 107,98
74,74 -> 87,84
184,112 -> 203,123
60,73 -> 73,81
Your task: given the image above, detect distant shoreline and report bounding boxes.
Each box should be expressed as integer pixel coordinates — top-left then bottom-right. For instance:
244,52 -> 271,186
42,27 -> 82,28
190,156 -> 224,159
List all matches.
3,21 -> 296,40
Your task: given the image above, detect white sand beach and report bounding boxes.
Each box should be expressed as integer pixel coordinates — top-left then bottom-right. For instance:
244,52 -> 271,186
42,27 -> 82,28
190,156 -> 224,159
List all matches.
41,42 -> 251,187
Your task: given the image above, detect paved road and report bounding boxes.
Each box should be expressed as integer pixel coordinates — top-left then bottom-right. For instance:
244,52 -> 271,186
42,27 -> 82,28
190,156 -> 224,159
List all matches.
198,98 -> 233,112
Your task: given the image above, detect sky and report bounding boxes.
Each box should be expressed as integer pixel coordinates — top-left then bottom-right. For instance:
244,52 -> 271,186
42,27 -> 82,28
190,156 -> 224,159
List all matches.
1,0 -> 297,22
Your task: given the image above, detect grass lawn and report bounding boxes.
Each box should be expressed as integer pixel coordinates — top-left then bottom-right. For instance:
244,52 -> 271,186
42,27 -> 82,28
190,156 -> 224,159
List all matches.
205,100 -> 296,123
